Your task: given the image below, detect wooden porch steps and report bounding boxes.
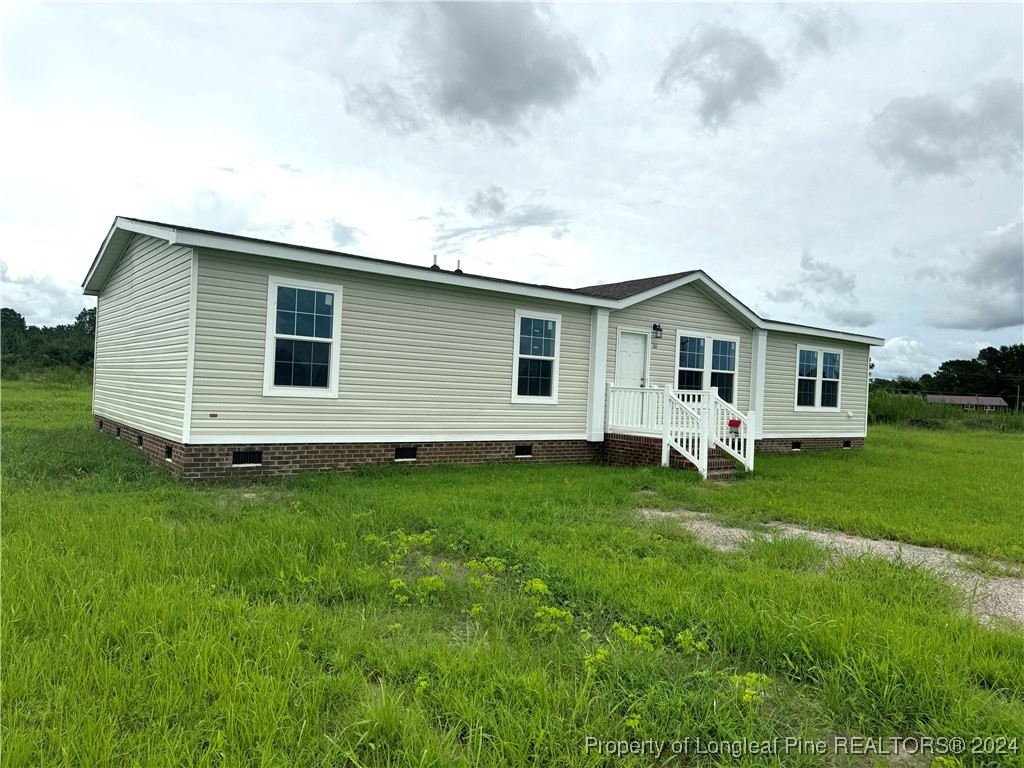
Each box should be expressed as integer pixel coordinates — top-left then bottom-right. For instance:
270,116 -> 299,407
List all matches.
672,447 -> 738,481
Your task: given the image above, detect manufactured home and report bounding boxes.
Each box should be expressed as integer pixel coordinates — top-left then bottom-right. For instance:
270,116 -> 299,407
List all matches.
83,217 -> 884,480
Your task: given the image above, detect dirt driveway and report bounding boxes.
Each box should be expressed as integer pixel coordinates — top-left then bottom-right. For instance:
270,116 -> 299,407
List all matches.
641,509 -> 1024,626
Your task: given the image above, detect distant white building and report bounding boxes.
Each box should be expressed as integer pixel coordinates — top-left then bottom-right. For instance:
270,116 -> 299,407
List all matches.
926,394 -> 1009,412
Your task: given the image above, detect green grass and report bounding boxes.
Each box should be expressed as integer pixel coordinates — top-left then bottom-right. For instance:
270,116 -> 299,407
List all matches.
646,425 -> 1024,564
3,382 -> 1023,767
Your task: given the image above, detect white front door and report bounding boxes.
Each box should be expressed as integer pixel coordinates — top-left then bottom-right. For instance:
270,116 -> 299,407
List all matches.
616,331 -> 649,388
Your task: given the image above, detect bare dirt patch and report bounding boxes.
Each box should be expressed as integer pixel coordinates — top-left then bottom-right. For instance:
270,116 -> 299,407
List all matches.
640,509 -> 1024,627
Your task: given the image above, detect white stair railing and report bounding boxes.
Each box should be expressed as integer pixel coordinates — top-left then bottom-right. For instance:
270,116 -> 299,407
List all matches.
707,387 -> 756,472
660,385 -> 705,475
606,384 -> 756,475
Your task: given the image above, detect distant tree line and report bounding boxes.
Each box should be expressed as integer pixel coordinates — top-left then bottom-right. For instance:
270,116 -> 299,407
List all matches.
872,344 -> 1024,410
1,307 -> 95,379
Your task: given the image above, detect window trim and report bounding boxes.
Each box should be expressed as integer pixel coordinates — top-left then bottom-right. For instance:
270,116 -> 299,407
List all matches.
263,275 -> 343,399
793,344 -> 842,411
674,329 -> 740,405
511,309 -> 561,405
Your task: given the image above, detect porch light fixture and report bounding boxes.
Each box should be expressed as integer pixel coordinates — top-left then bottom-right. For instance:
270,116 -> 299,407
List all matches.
652,323 -> 663,339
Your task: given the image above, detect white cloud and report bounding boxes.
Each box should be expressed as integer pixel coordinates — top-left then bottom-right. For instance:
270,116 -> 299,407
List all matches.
871,336 -> 940,378
923,210 -> 1023,331
867,79 -> 1023,181
0,262 -> 93,326
764,250 -> 877,327
657,25 -> 782,130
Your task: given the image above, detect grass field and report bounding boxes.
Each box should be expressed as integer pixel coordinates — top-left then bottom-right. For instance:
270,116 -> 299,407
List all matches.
3,382 -> 1023,767
869,390 -> 1024,433
650,425 -> 1024,564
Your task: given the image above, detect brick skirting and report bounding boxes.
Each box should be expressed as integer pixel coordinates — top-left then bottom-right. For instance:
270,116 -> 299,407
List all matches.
603,433 -> 738,479
94,415 -> 865,480
94,415 -> 600,480
755,436 -> 864,453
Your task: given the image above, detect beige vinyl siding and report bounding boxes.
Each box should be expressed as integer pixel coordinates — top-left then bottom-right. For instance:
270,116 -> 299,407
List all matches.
189,250 -> 591,440
762,331 -> 869,437
93,235 -> 192,440
606,283 -> 755,410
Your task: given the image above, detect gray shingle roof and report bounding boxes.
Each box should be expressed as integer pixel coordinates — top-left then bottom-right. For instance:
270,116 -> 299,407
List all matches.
573,271 -> 698,299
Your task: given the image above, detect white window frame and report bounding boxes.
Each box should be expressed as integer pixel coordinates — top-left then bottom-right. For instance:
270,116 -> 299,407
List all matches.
263,275 -> 343,398
675,330 -> 740,405
511,309 -> 561,405
794,345 -> 842,411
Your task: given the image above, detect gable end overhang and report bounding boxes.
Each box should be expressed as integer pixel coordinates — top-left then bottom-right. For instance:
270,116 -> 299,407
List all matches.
82,218 -> 181,296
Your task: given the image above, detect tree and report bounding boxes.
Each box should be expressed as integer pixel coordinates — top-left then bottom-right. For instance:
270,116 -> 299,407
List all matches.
931,358 -> 989,395
1,308 -> 28,356
73,307 -> 96,337
0,306 -> 96,376
977,344 -> 1024,408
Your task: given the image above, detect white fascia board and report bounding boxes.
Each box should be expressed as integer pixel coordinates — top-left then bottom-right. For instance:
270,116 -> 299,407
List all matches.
185,432 -> 590,445
115,217 -> 180,241
762,321 -> 884,346
173,230 -> 618,308
82,218 -> 179,295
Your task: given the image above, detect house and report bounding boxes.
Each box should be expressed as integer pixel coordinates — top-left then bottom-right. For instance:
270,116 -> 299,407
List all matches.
925,394 -> 1009,412
82,217 -> 884,480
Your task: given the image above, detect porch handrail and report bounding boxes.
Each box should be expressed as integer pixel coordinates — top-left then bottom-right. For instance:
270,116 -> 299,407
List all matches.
707,387 -> 756,471
606,384 -> 756,475
606,383 -> 663,435
661,386 -> 705,476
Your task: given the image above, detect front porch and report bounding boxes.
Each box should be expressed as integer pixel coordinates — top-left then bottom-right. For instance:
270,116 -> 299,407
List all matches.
604,384 -> 756,479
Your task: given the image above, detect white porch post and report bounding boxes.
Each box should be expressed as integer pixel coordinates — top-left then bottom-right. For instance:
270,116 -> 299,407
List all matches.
661,384 -> 671,467
744,411 -> 756,470
586,307 -> 610,441
750,329 -> 767,439
698,400 -> 710,478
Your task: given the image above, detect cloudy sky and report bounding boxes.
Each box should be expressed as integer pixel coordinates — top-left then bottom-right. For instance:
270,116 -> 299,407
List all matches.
2,2 -> 1021,377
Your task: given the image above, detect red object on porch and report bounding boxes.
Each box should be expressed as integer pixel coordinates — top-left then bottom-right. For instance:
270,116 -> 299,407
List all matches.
728,419 -> 741,428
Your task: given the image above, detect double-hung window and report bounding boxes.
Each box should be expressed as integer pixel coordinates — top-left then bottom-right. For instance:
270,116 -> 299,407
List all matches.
795,346 -> 841,409
676,332 -> 739,404
263,276 -> 342,398
512,310 -> 560,404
